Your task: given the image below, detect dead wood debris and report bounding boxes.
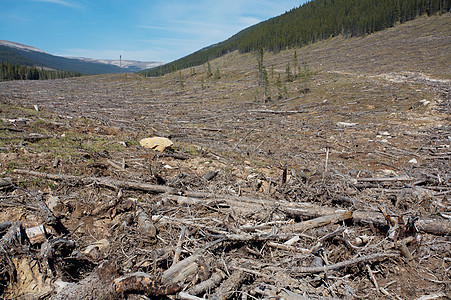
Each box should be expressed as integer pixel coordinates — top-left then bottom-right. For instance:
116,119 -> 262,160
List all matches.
2,161 -> 450,299
0,89 -> 449,299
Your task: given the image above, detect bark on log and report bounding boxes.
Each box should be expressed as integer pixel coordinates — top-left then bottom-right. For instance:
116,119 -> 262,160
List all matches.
25,224 -> 47,245
0,177 -> 12,189
14,169 -> 451,235
162,253 -> 202,285
0,221 -> 23,254
178,292 -> 205,300
415,217 -> 451,236
292,252 -> 400,274
50,261 -> 119,300
136,205 -> 156,238
283,204 -> 451,236
0,221 -> 12,233
13,169 -> 178,194
187,269 -> 226,296
282,210 -> 352,233
210,271 -> 248,300
113,272 -> 180,297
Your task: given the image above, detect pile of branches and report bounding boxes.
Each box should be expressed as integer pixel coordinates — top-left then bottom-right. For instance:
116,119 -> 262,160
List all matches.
1,156 -> 449,299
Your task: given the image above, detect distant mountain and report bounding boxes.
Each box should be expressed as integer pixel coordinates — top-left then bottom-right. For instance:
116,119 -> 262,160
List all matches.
140,0 -> 450,77
0,40 -> 47,54
69,57 -> 163,73
0,40 -> 163,75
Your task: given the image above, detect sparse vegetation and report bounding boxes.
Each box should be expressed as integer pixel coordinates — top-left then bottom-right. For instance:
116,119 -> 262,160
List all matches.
0,13 -> 449,300
139,0 -> 450,77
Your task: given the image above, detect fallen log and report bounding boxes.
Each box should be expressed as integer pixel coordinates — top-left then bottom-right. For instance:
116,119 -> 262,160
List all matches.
292,252 -> 400,274
0,221 -> 12,233
187,269 -> 226,296
415,217 -> 451,236
282,210 -> 352,233
0,221 -> 23,254
50,261 -> 119,300
210,270 -> 248,300
13,169 -> 451,235
113,272 -> 180,297
248,109 -> 308,114
13,169 -> 177,194
282,204 -> 451,236
136,205 -> 156,238
162,254 -> 201,285
0,177 -> 12,189
163,238 -> 224,285
353,176 -> 417,182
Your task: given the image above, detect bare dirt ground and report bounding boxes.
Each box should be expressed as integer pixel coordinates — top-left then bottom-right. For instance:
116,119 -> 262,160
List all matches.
0,14 -> 450,299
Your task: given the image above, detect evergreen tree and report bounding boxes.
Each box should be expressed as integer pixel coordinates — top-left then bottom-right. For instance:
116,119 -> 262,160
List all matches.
293,50 -> 298,78
256,47 -> 264,86
262,66 -> 270,101
286,63 -> 292,82
213,67 -> 221,80
276,73 -> 283,99
206,62 -> 212,78
141,0 -> 450,77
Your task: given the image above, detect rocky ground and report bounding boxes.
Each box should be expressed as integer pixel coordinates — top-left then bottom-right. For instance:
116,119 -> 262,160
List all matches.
0,13 -> 450,300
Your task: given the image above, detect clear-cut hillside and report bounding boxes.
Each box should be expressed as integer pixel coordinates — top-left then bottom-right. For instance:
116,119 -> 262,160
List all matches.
0,13 -> 449,300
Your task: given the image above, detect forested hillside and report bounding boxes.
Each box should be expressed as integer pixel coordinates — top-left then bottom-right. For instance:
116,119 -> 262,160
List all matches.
141,0 -> 450,77
0,61 -> 82,81
0,45 -> 122,75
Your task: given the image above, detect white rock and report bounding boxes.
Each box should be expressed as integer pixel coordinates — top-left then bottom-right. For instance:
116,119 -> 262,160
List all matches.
408,158 -> 418,164
139,137 -> 173,152
337,122 -> 358,127
419,99 -> 430,106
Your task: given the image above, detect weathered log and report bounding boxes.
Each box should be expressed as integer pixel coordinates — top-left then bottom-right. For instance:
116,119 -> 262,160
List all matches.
187,269 -> 226,296
162,253 -> 202,285
178,292 -> 205,300
0,221 -> 12,233
267,242 -> 309,253
14,169 -> 451,235
282,210 -> 352,233
0,221 -> 23,254
136,205 -> 156,238
13,169 -> 178,194
0,177 -> 12,189
292,252 -> 400,274
248,109 -> 308,114
25,224 -> 47,245
354,176 -> 416,182
113,272 -> 180,297
210,271 -> 248,300
415,217 -> 451,236
172,226 -> 186,266
283,204 -> 451,236
50,261 -> 119,300
34,193 -> 68,235
163,239 -> 225,285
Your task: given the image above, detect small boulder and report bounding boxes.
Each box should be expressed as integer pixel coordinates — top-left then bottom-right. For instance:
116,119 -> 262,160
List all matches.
139,137 -> 173,152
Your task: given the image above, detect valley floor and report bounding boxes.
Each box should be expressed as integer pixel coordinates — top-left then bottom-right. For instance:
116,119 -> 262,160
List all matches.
0,13 -> 450,299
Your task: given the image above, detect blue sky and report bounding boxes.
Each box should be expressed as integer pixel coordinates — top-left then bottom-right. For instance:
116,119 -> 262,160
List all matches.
0,0 -> 306,63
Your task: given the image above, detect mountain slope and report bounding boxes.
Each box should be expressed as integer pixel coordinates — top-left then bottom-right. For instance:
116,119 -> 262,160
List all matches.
0,41 -> 163,74
0,44 -> 122,75
140,0 -> 450,77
